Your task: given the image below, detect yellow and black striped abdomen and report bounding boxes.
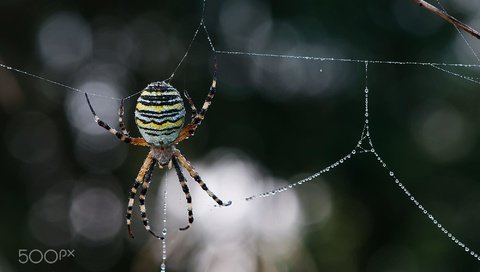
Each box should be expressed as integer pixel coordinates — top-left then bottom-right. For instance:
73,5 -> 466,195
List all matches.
135,81 -> 185,146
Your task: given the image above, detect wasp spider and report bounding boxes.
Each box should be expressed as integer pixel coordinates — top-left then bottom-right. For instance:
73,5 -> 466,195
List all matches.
85,67 -> 231,239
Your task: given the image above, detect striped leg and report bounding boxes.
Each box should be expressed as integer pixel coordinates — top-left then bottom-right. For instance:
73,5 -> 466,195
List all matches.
171,156 -> 194,231
138,158 -> 164,239
118,98 -> 130,136
126,152 -> 155,238
183,90 -> 198,120
85,93 -> 148,147
175,150 -> 232,207
174,62 -> 218,144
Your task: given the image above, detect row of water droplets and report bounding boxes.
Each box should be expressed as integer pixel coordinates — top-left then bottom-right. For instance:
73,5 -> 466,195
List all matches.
245,62 -> 479,261
160,176 -> 168,272
373,151 -> 479,260
244,150 -> 355,201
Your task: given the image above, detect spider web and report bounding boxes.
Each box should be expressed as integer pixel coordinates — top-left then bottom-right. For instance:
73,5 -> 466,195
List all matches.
203,0 -> 480,263
1,0 -> 480,270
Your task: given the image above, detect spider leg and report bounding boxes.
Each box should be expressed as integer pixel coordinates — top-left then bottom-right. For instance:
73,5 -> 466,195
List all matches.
174,150 -> 232,207
138,158 -> 164,239
171,156 -> 194,231
85,93 -> 148,146
183,89 -> 198,120
118,98 -> 130,136
126,152 -> 155,238
174,58 -> 218,144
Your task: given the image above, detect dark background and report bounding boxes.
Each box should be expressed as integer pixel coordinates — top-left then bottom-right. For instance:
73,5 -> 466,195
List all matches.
1,0 -> 480,271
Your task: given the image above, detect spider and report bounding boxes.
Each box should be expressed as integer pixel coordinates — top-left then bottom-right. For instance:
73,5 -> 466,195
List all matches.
84,64 -> 231,239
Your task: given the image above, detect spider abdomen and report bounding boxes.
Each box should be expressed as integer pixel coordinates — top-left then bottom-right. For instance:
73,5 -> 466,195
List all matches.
135,81 -> 186,146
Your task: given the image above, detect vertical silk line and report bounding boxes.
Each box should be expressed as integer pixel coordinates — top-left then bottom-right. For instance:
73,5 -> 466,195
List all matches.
160,172 -> 168,272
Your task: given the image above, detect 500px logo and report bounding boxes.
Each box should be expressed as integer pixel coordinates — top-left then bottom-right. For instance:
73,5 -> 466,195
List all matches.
18,249 -> 75,264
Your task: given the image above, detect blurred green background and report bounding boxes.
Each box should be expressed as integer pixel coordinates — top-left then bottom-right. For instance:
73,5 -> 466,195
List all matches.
1,0 -> 480,271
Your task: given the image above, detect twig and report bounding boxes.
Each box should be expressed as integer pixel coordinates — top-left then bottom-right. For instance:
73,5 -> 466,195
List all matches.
414,0 -> 480,40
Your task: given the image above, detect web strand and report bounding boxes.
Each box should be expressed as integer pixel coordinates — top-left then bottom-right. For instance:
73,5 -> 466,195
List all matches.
213,50 -> 480,67
166,22 -> 202,83
430,64 -> 480,84
0,63 -> 123,100
160,172 -> 168,272
214,50 -> 480,87
433,0 -> 480,63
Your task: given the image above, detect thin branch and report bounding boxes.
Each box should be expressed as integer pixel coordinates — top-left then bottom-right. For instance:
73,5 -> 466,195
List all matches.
414,0 -> 480,40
